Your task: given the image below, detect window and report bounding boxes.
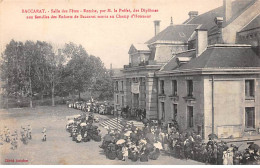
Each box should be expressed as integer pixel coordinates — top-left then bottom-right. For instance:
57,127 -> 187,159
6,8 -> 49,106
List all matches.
245,80 -> 254,98
245,107 -> 255,128
122,96 -> 124,107
160,80 -> 165,94
172,80 -> 177,95
161,102 -> 165,121
115,81 -> 119,91
188,106 -> 194,128
187,80 -> 193,97
121,81 -> 124,91
116,95 -> 119,104
173,104 -> 177,120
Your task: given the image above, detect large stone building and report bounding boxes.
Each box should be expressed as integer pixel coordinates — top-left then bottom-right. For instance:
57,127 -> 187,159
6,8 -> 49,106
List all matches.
113,0 -> 260,139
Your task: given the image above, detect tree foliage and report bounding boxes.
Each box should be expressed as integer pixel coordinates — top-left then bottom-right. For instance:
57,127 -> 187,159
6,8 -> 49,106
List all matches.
0,40 -> 113,107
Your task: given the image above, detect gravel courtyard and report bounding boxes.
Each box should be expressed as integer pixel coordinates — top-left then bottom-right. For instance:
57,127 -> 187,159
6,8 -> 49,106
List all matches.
0,105 -> 203,165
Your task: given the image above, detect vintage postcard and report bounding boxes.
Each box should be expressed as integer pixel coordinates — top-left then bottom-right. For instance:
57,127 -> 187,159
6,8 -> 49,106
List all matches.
0,0 -> 260,165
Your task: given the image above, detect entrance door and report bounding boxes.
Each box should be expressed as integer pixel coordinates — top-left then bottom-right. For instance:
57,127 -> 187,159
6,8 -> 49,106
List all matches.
133,94 -> 139,108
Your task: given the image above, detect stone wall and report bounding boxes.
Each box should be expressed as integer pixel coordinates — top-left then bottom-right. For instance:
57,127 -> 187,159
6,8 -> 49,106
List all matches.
158,75 -> 205,135
204,74 -> 260,139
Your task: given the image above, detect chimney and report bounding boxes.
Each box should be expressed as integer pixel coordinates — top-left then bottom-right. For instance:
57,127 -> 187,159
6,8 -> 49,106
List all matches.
214,17 -> 224,28
196,29 -> 208,57
188,11 -> 198,19
170,17 -> 173,25
224,0 -> 232,23
154,20 -> 161,36
214,17 -> 224,43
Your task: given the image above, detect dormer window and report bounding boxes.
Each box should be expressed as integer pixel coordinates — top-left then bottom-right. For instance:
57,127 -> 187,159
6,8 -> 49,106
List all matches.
176,57 -> 192,66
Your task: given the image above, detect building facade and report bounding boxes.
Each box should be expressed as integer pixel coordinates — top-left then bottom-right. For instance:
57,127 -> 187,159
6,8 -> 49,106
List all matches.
113,0 -> 260,139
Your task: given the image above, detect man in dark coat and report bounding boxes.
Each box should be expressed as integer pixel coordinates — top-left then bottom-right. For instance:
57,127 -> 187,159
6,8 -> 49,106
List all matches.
150,148 -> 160,160
107,143 -> 117,160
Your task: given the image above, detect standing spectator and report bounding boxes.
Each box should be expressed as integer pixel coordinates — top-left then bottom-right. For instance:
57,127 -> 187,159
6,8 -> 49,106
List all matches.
27,124 -> 32,139
42,127 -> 47,141
122,144 -> 128,161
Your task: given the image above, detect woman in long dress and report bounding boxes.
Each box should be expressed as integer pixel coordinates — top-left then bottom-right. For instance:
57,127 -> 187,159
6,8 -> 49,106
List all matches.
122,145 -> 128,161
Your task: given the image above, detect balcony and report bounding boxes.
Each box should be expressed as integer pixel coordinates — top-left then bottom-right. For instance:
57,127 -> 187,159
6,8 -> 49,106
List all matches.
139,60 -> 157,66
183,95 -> 196,102
169,94 -> 179,101
158,93 -> 166,97
158,94 -> 166,101
124,60 -> 157,69
245,96 -> 255,101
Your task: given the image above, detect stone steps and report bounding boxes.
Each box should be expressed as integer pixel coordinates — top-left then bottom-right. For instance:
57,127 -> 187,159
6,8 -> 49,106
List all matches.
100,118 -> 145,130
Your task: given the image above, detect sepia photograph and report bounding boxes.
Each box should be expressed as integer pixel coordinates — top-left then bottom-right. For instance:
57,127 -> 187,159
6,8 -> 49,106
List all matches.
0,0 -> 260,165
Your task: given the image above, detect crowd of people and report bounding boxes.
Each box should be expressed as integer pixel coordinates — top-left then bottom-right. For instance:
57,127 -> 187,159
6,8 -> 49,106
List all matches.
0,125 -> 47,150
66,112 -> 102,143
121,106 -> 146,121
99,119 -> 260,165
67,99 -> 114,115
167,130 -> 260,165
100,121 -> 163,162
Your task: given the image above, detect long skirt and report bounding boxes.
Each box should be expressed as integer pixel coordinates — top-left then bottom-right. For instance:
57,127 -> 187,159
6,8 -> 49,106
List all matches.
140,154 -> 148,162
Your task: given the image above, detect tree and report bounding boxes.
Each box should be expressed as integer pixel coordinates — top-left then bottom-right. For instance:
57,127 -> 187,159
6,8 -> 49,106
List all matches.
0,40 -> 28,108
1,40 -> 64,107
93,71 -> 114,100
23,40 -> 37,108
1,40 -> 112,108
45,47 -> 65,106
33,41 -> 65,106
63,43 -> 92,100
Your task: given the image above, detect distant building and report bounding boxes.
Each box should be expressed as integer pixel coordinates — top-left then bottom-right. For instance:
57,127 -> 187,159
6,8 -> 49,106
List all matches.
113,0 -> 260,139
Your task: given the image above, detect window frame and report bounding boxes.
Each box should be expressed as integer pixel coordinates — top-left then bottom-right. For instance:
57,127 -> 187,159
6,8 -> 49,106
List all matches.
161,102 -> 165,121
115,81 -> 119,91
187,80 -> 193,97
245,79 -> 255,99
173,104 -> 177,120
245,107 -> 255,129
172,80 -> 177,96
187,106 -> 194,128
160,80 -> 165,95
116,95 -> 119,104
121,96 -> 124,107
121,81 -> 124,91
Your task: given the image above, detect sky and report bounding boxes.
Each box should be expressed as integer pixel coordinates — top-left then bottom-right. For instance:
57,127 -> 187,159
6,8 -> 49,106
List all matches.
0,0 -> 223,69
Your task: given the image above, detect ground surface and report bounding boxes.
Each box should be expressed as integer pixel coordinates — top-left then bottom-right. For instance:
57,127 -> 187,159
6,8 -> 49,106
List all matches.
0,105 -> 204,165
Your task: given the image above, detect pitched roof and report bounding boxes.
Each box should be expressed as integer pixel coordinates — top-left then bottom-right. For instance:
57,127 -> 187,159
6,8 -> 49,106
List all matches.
160,49 -> 196,71
239,14 -> 260,32
178,45 -> 260,70
128,44 -> 150,54
146,24 -> 199,44
184,0 -> 257,34
132,43 -> 150,51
